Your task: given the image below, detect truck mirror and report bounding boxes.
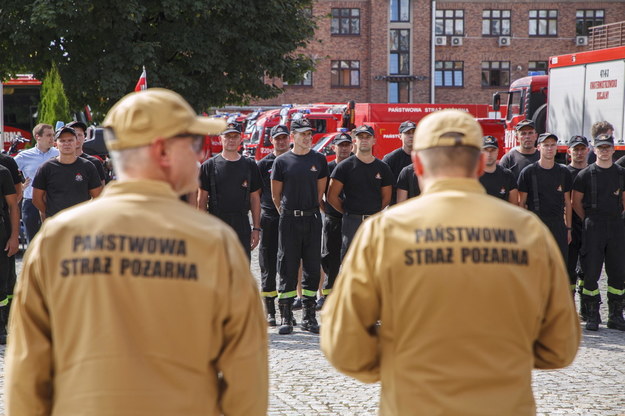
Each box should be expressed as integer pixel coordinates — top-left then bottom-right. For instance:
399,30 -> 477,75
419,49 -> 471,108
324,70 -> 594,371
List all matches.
492,94 -> 501,111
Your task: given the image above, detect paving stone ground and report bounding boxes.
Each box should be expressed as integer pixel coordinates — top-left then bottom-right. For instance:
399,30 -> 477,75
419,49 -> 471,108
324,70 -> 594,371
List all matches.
0,250 -> 623,416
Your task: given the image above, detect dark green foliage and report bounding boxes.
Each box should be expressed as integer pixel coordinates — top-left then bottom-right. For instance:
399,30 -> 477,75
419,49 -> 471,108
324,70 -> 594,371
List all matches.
0,0 -> 316,116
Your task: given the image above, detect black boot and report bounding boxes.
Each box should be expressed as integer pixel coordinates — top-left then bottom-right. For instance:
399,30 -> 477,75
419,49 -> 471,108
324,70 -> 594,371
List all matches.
264,297 -> 277,327
278,299 -> 294,335
315,295 -> 326,311
607,299 -> 625,331
292,297 -> 303,311
301,298 -> 320,334
584,297 -> 601,331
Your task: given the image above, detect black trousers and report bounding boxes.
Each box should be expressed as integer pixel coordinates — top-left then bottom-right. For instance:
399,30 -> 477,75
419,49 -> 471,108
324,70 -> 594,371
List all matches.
277,212 -> 322,299
567,215 -> 583,288
0,216 -> 15,306
321,214 -> 342,295
580,215 -> 625,300
259,210 -> 279,297
341,213 -> 370,260
22,198 -> 41,244
215,212 -> 251,260
540,216 -> 568,265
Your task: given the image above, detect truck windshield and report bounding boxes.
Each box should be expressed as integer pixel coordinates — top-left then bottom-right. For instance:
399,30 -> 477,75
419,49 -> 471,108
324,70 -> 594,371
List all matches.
507,90 -> 525,121
312,136 -> 332,152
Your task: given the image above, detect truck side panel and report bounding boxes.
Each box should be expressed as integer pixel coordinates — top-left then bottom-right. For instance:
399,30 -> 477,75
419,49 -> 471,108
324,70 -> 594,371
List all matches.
583,60 -> 625,142
547,65 -> 586,143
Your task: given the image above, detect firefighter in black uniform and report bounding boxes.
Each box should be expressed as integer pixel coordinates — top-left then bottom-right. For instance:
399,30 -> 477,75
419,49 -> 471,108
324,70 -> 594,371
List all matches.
479,136 -> 518,204
198,123 -> 262,260
566,135 -> 590,306
327,125 -> 394,259
383,120 -> 416,204
395,163 -> 420,203
572,134 -> 625,331
319,132 -> 353,309
518,133 -> 572,262
257,125 -> 290,326
499,120 -> 540,180
271,118 -> 328,335
0,164 -> 19,344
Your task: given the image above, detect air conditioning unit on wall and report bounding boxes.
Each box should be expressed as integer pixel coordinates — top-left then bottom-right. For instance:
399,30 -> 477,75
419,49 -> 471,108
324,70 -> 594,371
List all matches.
435,36 -> 447,46
451,36 -> 463,46
576,36 -> 588,46
498,36 -> 511,47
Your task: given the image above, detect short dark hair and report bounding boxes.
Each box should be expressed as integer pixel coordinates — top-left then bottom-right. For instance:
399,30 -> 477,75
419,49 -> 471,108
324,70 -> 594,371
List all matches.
33,123 -> 53,139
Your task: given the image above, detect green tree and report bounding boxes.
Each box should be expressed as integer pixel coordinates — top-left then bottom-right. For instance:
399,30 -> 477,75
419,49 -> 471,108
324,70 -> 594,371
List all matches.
0,0 -> 317,116
37,63 -> 71,126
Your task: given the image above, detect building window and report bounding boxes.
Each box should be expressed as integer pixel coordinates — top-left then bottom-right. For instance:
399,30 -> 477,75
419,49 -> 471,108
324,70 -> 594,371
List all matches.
390,29 -> 410,75
435,61 -> 464,87
528,61 -> 548,76
331,8 -> 360,35
529,10 -> 558,37
482,10 -> 511,36
481,61 -> 510,87
284,71 -> 312,87
389,82 -> 410,103
576,10 -> 604,36
390,0 -> 410,22
435,10 -> 464,36
331,60 -> 360,87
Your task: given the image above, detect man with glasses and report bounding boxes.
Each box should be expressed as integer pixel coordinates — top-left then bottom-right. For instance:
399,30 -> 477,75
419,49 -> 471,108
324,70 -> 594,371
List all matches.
499,120 -> 540,180
6,88 -> 268,415
198,123 -> 262,260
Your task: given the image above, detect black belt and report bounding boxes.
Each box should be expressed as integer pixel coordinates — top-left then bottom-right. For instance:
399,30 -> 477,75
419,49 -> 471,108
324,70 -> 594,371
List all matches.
345,212 -> 372,221
282,208 -> 319,217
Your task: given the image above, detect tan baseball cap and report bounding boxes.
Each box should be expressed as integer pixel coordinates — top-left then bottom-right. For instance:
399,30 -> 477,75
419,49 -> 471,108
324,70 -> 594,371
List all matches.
102,88 -> 226,150
413,109 -> 483,151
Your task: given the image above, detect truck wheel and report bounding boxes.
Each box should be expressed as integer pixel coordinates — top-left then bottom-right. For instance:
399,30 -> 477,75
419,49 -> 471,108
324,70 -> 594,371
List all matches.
532,104 -> 547,135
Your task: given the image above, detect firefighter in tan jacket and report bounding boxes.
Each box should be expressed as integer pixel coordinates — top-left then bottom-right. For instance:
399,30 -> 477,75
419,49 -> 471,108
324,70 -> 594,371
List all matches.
5,89 -> 269,416
321,109 -> 580,416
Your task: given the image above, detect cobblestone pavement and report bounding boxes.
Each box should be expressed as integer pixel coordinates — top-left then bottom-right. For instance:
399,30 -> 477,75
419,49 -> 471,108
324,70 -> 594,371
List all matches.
0,250 -> 623,415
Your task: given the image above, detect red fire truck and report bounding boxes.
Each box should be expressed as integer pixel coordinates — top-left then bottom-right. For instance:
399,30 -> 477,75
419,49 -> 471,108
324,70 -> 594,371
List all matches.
493,44 -> 625,160
1,74 -> 42,151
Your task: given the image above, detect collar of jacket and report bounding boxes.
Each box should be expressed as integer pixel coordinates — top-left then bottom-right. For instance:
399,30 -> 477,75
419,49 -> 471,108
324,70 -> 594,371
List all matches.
101,179 -> 179,199
422,177 -> 486,195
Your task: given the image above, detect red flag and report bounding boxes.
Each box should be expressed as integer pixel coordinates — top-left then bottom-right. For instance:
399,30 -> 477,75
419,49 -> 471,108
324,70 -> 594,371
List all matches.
134,66 -> 147,92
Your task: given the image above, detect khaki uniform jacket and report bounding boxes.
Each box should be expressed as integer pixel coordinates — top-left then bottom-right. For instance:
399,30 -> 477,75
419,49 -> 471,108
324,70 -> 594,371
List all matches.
5,180 -> 268,416
321,177 -> 580,416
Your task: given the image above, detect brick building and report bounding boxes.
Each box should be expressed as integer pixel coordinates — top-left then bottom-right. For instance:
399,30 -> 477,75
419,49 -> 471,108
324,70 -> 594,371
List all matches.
250,0 -> 625,106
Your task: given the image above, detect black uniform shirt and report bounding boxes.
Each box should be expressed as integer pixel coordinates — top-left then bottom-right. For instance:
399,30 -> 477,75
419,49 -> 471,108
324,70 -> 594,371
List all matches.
573,163 -> 625,218
566,165 -> 585,224
479,165 -> 517,201
0,153 -> 21,185
257,153 -> 278,215
331,155 -> 394,215
499,148 -> 540,180
382,148 -> 412,181
0,165 -> 16,216
396,164 -> 421,200
80,153 -> 107,182
199,154 -> 262,214
518,162 -> 572,218
32,157 -> 101,217
324,160 -> 343,218
271,150 -> 328,211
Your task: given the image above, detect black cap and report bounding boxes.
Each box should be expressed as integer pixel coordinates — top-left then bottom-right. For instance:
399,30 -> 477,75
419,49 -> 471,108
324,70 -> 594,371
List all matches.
270,124 -> 289,138
399,120 -> 417,134
568,135 -> 589,148
481,135 -> 498,148
332,133 -> 352,145
290,118 -> 313,132
221,122 -> 242,135
66,120 -> 87,132
352,125 -> 375,137
515,119 -> 535,131
537,132 -> 558,144
54,126 -> 76,139
594,134 -> 614,147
